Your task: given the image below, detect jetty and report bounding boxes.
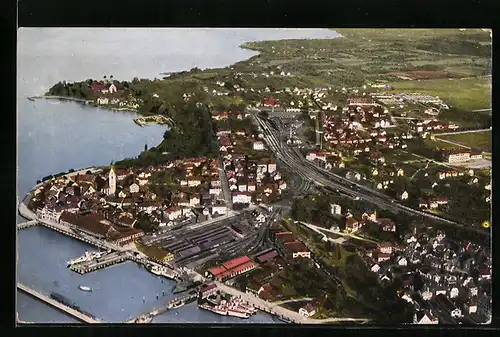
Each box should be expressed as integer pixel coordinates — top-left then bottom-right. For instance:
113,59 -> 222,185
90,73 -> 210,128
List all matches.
30,95 -> 91,104
17,220 -> 39,230
17,283 -> 102,324
69,251 -> 129,274
126,293 -> 198,323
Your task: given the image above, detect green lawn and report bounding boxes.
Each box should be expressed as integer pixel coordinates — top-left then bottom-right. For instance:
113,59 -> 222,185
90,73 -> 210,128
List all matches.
390,77 -> 491,111
437,130 -> 491,151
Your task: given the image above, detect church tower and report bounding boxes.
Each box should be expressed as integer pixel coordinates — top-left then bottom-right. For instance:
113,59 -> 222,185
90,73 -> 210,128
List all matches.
108,166 -> 117,195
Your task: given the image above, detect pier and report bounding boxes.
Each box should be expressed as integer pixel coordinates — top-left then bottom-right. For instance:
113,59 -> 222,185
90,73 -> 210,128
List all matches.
17,283 -> 101,324
126,293 -> 198,323
17,220 -> 39,230
69,251 -> 129,274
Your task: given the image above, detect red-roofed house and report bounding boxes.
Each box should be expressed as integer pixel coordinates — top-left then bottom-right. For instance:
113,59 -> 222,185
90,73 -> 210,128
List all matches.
199,283 -> 218,298
256,250 -> 279,264
216,261 -> 256,281
206,265 -> 227,277
222,255 -> 251,270
263,98 -> 280,107
378,218 -> 396,232
284,241 -> 311,259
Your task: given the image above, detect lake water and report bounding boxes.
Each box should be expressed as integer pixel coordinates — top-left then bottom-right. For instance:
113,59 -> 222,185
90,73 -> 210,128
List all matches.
16,28 -> 340,324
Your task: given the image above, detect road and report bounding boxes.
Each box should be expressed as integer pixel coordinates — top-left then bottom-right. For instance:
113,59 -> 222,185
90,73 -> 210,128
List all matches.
299,221 -> 380,245
433,128 -> 491,136
433,137 -> 471,149
217,156 -> 233,209
253,112 -> 488,236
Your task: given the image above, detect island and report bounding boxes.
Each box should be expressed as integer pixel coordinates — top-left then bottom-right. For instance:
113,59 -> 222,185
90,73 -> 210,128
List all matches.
21,29 -> 492,325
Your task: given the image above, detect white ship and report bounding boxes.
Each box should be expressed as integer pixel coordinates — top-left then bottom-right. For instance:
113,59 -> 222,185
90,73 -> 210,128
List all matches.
67,250 -> 104,266
199,298 -> 253,319
148,264 -> 176,278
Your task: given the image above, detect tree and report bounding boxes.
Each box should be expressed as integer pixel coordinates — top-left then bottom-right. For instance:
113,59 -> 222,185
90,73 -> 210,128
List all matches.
132,77 -> 140,85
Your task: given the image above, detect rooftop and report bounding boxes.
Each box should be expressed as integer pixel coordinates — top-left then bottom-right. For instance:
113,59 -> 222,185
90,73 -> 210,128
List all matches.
222,255 -> 251,270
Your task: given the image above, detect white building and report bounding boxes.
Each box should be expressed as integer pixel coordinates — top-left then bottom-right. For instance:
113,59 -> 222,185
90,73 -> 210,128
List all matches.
446,152 -> 470,163
166,208 -> 182,221
212,205 -> 227,216
36,207 -> 62,223
129,183 -> 140,194
97,97 -> 109,105
400,191 -> 409,201
209,187 -> 222,195
330,204 -> 342,215
414,311 -> 439,324
253,141 -> 265,151
371,264 -> 381,273
232,192 -> 252,204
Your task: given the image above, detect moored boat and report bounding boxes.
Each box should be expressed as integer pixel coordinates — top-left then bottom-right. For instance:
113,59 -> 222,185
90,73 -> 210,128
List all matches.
78,285 -> 93,292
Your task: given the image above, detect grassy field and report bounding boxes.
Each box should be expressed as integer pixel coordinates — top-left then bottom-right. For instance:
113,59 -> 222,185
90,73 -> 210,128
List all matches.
424,137 -> 460,150
437,130 -> 491,151
389,77 -> 491,111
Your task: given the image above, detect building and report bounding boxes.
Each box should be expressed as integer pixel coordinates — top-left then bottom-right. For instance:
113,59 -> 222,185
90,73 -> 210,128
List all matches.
246,281 -> 263,296
345,217 -> 363,233
108,167 -> 117,195
255,250 -> 279,264
378,242 -> 394,254
442,150 -> 471,163
399,191 -> 409,201
470,151 -> 483,160
108,228 -> 144,246
263,98 -> 280,107
413,310 -> 439,324
347,96 -> 377,106
253,141 -> 265,151
212,205 -> 227,216
435,294 -> 462,318
199,283 -> 218,299
129,183 -> 140,194
36,206 -> 63,223
361,209 -> 376,222
299,303 -> 317,317
330,203 -> 342,215
378,218 -> 396,232
284,241 -> 311,259
232,192 -> 252,204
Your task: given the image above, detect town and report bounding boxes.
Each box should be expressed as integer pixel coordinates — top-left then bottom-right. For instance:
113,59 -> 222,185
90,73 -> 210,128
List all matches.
23,29 -> 491,325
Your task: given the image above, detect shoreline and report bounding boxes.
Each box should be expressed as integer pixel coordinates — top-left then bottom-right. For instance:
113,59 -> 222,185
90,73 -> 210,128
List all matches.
30,95 -> 139,114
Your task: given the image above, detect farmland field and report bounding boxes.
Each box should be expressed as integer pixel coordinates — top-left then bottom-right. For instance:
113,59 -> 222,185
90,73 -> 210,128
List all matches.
389,76 -> 491,111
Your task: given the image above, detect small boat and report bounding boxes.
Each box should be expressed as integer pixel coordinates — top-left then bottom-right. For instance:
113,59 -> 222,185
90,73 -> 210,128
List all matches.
78,285 -> 93,292
27,97 -> 35,102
